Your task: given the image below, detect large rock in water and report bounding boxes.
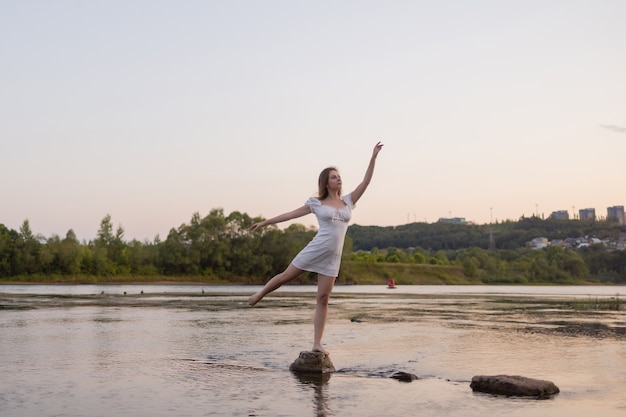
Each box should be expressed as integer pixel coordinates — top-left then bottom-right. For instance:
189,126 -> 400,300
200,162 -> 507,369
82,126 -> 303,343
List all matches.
470,375 -> 560,398
289,351 -> 336,374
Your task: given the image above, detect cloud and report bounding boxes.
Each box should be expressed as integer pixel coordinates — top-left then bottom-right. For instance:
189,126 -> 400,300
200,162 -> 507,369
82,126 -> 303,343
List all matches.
600,124 -> 626,134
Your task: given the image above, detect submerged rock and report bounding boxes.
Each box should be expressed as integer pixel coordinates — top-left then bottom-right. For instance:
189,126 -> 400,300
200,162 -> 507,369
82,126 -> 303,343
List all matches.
470,375 -> 560,398
289,351 -> 336,374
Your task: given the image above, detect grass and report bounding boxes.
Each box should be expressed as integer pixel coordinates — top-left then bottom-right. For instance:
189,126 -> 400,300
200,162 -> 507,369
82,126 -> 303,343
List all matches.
0,274 -> 237,285
0,261 -> 618,287
338,261 -> 481,285
568,295 -> 623,311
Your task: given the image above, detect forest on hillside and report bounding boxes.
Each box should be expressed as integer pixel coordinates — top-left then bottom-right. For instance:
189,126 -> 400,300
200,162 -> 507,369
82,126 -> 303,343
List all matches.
347,216 -> 625,251
1,212 -> 625,283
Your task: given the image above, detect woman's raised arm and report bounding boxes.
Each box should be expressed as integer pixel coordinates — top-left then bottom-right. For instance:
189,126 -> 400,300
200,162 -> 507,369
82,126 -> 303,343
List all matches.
350,141 -> 384,205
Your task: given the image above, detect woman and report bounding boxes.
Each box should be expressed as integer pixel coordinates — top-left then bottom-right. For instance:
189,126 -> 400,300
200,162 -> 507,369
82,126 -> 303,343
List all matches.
248,141 -> 384,355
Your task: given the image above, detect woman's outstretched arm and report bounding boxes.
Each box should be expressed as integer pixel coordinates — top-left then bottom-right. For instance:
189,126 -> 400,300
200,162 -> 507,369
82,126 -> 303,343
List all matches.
350,141 -> 384,205
249,205 -> 311,231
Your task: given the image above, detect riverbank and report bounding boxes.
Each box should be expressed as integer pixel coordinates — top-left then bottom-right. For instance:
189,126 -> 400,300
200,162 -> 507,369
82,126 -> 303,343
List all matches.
0,261 -> 606,286
0,262 -> 474,285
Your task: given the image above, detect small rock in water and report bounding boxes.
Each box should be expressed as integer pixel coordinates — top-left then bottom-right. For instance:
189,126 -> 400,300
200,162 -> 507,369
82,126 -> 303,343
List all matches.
390,371 -> 419,382
289,351 -> 335,374
470,375 -> 560,398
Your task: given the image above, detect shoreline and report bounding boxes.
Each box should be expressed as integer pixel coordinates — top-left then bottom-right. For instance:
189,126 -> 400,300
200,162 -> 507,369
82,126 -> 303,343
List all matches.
0,280 -> 625,289
0,279 -> 616,286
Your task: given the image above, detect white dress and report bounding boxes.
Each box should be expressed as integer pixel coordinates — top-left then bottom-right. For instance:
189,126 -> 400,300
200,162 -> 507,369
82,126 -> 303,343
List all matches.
291,193 -> 354,277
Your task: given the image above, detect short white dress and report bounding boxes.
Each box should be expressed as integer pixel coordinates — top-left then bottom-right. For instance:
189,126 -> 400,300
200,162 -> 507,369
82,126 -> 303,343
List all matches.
292,193 -> 354,277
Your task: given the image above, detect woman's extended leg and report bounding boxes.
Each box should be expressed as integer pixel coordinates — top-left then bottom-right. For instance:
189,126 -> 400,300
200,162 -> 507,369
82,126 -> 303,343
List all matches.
312,274 -> 336,355
248,263 -> 304,306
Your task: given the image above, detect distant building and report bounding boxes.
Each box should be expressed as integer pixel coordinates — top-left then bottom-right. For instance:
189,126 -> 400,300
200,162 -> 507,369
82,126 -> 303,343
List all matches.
617,233 -> 626,250
550,210 -> 569,220
437,217 -> 467,224
529,237 -> 549,249
607,206 -> 625,225
579,208 -> 596,221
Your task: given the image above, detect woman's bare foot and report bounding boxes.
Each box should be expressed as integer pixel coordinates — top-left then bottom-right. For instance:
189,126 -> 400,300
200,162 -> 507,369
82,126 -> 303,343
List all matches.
312,344 -> 330,356
248,292 -> 262,306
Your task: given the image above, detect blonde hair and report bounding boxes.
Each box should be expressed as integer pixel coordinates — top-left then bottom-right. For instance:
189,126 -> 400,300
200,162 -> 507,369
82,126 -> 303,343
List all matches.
317,167 -> 341,200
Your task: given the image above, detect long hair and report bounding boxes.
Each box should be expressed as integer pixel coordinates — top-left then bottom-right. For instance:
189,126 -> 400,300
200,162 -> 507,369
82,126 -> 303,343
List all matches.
317,166 -> 340,200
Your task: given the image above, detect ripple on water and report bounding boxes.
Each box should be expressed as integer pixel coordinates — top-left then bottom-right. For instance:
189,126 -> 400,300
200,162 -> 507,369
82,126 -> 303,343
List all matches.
1,288 -> 625,417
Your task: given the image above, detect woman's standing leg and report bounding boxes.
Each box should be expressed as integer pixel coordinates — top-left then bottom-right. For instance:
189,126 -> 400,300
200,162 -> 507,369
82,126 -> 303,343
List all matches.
313,274 -> 336,355
248,263 -> 303,306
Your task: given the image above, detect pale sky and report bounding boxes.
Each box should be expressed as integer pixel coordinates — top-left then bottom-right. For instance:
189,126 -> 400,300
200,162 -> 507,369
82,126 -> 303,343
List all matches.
2,0 -> 625,242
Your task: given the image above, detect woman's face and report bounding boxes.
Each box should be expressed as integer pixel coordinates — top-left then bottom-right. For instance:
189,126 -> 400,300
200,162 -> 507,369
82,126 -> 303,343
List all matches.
327,170 -> 342,191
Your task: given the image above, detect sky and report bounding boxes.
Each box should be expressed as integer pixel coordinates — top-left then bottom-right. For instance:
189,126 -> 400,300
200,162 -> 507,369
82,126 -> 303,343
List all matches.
2,0 -> 625,242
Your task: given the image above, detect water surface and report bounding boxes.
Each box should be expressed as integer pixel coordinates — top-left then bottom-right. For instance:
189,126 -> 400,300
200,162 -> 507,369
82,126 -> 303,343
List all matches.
1,285 -> 624,416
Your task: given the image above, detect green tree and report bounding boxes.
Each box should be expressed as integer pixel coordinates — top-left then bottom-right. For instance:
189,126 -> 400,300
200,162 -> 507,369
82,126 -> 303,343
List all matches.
60,230 -> 83,275
462,256 -> 479,278
159,227 -> 193,275
15,220 -> 40,275
0,224 -> 17,277
183,209 -> 231,275
93,215 -> 114,275
127,239 -> 159,276
226,211 -> 261,278
96,214 -> 114,246
92,215 -> 128,275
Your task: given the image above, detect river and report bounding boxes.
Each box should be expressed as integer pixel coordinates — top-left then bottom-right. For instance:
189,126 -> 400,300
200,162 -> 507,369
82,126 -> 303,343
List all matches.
1,284 -> 625,417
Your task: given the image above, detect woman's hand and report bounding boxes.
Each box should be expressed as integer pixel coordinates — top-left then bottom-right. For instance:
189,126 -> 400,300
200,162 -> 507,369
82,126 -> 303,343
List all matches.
372,141 -> 384,158
249,222 -> 265,231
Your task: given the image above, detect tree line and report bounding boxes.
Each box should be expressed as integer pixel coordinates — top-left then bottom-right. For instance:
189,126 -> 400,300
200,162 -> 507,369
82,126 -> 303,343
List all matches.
348,216 -> 626,283
1,211 -> 625,283
348,216 -> 625,251
0,211 -> 316,281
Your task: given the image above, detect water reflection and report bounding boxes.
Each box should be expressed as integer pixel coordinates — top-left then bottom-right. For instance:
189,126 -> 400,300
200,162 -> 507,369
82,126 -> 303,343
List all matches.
292,372 -> 332,417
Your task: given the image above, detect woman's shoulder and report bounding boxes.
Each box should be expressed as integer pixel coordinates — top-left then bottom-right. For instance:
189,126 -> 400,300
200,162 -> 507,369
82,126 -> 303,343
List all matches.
305,196 -> 321,207
341,193 -> 354,208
